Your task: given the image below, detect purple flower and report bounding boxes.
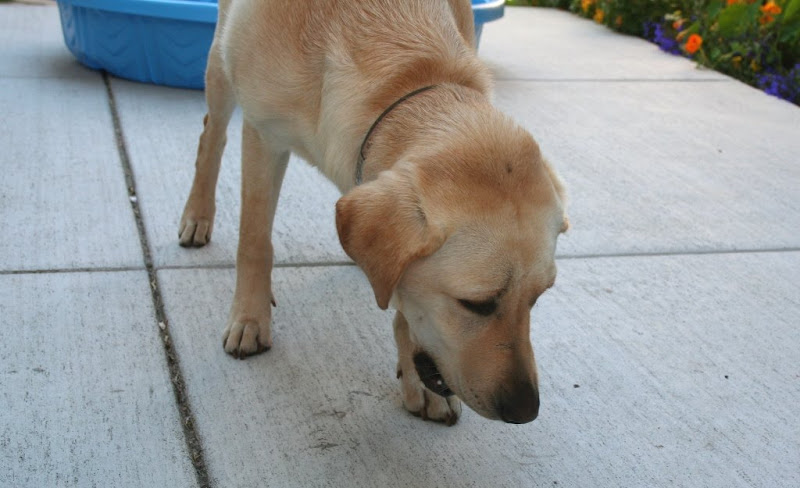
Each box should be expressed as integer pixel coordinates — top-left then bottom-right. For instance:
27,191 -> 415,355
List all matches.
644,22 -> 681,55
757,63 -> 800,103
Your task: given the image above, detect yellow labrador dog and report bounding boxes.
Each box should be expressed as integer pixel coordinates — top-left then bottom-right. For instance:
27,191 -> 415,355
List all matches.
179,0 -> 568,425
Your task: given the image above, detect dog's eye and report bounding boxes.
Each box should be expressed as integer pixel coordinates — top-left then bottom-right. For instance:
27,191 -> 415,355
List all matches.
458,299 -> 497,316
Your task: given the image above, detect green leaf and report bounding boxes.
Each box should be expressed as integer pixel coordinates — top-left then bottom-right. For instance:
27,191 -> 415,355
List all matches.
717,3 -> 749,38
785,0 -> 800,22
778,17 -> 800,44
707,0 -> 725,21
683,21 -> 701,36
730,41 -> 747,55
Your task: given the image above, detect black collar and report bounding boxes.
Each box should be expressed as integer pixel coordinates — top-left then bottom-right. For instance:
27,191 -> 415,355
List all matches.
355,85 -> 439,185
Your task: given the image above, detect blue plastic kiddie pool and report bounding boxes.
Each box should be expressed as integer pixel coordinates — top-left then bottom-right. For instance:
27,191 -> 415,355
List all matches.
57,0 -> 504,89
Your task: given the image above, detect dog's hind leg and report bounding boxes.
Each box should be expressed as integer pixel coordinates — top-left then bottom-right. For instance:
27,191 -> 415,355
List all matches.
179,40 -> 236,247
222,121 -> 289,358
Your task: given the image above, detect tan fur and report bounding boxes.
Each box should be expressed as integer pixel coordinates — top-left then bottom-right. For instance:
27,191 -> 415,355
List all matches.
180,0 -> 568,424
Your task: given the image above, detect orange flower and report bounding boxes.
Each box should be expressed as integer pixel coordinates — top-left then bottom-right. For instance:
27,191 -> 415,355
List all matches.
615,15 -> 623,27
759,1 -> 782,24
761,1 -> 782,15
581,0 -> 593,13
726,0 -> 739,5
593,9 -> 605,23
684,34 -> 703,55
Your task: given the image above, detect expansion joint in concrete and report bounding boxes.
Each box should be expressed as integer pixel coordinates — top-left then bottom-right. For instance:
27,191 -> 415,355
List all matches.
103,72 -> 211,488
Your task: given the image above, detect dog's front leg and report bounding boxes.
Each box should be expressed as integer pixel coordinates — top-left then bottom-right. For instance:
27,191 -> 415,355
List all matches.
179,45 -> 235,247
223,121 -> 289,358
393,312 -> 462,425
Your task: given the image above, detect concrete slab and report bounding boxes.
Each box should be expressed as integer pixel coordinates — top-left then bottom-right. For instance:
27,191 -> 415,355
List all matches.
159,252 -> 800,487
493,80 -> 800,256
108,6 -> 800,267
0,77 -> 143,271
479,7 -> 727,81
0,4 -> 96,80
0,271 -> 196,487
113,73 -> 800,264
110,80 -> 347,268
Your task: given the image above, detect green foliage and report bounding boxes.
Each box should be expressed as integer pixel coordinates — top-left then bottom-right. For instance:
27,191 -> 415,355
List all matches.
569,0 -> 683,36
506,0 -> 572,7
520,0 -> 800,104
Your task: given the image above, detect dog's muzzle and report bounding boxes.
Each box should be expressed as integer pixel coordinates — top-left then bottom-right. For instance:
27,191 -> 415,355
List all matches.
413,351 -> 454,397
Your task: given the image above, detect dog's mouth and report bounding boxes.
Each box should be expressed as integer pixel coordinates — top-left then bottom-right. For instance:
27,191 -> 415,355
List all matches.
413,351 -> 454,397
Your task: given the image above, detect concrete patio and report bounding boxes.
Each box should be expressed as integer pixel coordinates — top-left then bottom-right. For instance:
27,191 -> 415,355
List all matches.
2,2 -> 799,487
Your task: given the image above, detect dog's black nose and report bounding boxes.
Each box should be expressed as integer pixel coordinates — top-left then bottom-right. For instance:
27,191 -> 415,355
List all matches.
498,382 -> 539,424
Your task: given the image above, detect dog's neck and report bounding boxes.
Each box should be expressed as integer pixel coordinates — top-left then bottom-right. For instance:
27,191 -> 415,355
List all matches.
357,83 -> 489,185
356,85 -> 440,185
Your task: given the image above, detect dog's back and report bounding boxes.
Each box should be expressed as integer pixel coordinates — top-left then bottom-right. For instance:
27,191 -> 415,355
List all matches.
216,0 -> 491,189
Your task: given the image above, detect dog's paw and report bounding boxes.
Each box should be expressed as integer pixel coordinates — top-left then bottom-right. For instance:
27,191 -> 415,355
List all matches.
398,367 -> 462,426
178,204 -> 215,247
222,317 -> 271,359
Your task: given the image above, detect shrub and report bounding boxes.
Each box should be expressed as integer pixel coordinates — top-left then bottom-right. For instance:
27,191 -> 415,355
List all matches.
506,1 -> 572,7
507,0 -> 800,104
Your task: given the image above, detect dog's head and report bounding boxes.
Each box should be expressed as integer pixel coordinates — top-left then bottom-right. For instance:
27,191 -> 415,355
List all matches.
336,111 -> 567,423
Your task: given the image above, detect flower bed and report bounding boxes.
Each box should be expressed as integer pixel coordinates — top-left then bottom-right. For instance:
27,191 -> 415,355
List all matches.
508,0 -> 800,105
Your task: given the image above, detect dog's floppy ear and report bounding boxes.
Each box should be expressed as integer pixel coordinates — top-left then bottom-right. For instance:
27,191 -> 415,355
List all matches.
336,169 -> 445,310
542,158 -> 570,233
